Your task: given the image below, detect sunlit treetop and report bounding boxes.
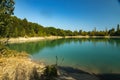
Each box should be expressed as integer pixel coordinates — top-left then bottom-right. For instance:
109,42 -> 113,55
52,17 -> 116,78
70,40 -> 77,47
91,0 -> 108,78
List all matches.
0,0 -> 15,15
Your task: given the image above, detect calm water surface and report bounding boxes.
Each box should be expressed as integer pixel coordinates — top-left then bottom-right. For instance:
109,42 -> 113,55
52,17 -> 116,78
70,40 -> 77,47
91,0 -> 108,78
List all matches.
7,38 -> 120,74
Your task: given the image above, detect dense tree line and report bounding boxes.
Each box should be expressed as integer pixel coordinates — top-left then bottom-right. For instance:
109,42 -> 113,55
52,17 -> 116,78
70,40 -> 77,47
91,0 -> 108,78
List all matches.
0,16 -> 72,37
0,15 -> 120,38
0,0 -> 120,38
78,24 -> 120,36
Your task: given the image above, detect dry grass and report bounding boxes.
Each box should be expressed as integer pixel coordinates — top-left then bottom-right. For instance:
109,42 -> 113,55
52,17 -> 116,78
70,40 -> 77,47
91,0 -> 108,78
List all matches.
0,48 -> 45,80
0,47 -> 29,58
0,57 -> 45,80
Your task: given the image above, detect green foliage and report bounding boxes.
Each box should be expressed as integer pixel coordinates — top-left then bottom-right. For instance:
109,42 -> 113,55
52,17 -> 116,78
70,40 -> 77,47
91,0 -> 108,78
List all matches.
0,0 -> 120,37
0,0 -> 15,38
115,24 -> 120,36
0,42 -> 28,58
0,14 -> 120,37
0,0 -> 120,38
73,30 -> 79,36
108,28 -> 115,36
0,0 -> 14,15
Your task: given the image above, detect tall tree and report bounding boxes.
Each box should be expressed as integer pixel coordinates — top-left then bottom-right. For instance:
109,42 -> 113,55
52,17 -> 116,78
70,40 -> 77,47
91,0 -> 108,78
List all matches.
115,24 -> 120,36
0,0 -> 15,32
0,0 -> 14,15
108,28 -> 115,36
117,24 -> 120,31
0,0 -> 15,45
79,30 -> 82,35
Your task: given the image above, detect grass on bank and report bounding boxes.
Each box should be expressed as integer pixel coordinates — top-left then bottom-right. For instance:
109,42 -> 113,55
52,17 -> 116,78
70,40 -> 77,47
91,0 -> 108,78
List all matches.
0,44 -> 59,80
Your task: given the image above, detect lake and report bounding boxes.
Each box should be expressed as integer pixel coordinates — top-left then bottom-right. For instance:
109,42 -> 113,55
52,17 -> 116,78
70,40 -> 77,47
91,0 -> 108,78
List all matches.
7,38 -> 120,74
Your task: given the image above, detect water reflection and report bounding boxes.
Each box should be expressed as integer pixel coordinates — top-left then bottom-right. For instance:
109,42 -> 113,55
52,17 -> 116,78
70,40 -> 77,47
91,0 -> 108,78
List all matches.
7,38 -> 120,54
7,38 -> 120,74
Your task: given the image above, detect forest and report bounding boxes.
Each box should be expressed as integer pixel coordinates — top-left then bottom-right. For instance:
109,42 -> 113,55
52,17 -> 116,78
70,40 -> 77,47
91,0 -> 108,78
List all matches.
1,14 -> 120,38
0,0 -> 120,38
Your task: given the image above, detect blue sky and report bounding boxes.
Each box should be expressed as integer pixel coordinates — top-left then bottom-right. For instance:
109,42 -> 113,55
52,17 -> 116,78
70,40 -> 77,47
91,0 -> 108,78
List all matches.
14,0 -> 120,31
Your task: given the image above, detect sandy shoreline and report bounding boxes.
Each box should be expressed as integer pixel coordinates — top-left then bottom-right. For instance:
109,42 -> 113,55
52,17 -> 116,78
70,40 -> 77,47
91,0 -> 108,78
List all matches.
0,36 -> 62,43
0,36 -> 120,43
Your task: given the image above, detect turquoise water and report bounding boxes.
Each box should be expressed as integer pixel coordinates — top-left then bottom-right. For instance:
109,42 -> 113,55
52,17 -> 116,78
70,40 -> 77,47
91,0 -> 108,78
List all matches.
7,38 -> 120,74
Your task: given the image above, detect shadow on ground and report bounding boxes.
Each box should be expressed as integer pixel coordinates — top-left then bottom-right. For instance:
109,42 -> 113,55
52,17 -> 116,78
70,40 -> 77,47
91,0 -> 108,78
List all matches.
58,66 -> 120,80
57,66 -> 99,80
97,73 -> 120,80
